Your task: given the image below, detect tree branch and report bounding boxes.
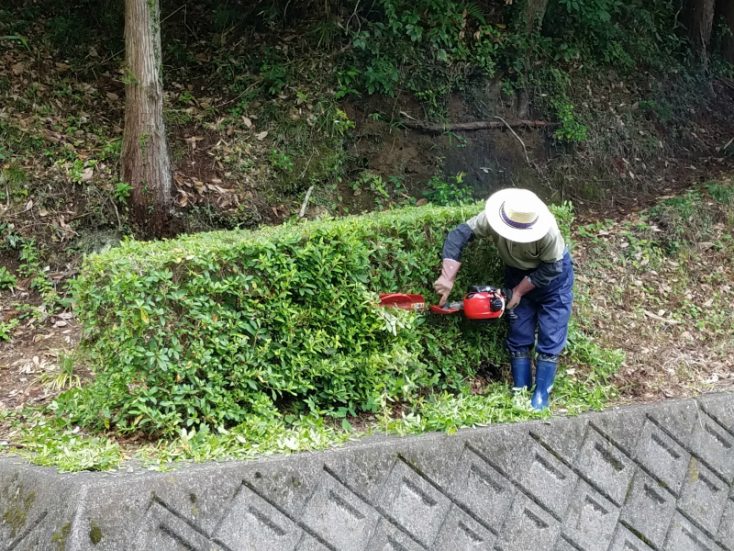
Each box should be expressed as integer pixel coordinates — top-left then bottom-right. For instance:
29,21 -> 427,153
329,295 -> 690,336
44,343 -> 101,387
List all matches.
401,119 -> 558,134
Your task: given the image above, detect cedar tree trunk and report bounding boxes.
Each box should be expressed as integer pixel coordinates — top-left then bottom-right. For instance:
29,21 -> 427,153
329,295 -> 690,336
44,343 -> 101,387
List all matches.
519,0 -> 549,34
684,0 -> 716,65
122,0 -> 172,237
716,0 -> 734,63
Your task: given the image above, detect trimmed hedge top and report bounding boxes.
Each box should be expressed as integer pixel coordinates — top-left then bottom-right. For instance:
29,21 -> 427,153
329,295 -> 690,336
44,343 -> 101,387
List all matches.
66,202 -> 571,436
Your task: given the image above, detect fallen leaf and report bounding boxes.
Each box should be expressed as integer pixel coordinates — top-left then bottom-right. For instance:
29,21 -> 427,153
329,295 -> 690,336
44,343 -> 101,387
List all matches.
255,130 -> 268,141
185,136 -> 205,150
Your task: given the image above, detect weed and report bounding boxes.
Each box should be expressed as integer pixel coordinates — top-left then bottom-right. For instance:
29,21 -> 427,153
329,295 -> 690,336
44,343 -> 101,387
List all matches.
268,148 -> 294,173
113,182 -> 133,203
100,139 -> 122,162
706,182 -> 734,205
575,219 -> 614,239
0,266 -> 17,290
423,172 -> 473,205
18,240 -> 59,306
0,34 -> 30,51
0,319 -> 19,342
553,101 -> 589,144
647,190 -> 712,253
38,353 -> 82,392
260,59 -> 289,96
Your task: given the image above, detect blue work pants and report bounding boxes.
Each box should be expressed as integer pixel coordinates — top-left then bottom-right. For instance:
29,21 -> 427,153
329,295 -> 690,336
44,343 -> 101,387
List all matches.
504,252 -> 574,357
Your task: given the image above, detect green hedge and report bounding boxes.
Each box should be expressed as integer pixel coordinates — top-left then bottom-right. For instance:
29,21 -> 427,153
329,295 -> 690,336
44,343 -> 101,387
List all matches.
64,202 -> 572,436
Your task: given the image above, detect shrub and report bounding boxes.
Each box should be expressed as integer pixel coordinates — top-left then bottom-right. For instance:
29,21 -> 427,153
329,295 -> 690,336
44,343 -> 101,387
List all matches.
64,202 -> 570,436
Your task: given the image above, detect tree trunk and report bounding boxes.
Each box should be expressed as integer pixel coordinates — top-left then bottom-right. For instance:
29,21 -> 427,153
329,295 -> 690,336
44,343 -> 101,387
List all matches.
519,0 -> 550,34
122,0 -> 172,237
684,0 -> 716,65
513,0 -> 549,118
716,0 -> 734,63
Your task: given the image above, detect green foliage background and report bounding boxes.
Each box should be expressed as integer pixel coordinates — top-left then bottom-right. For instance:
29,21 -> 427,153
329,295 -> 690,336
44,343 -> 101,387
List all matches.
64,203 -> 574,436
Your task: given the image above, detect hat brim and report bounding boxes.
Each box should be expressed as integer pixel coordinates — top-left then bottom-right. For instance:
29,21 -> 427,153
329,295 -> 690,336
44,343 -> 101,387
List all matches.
485,189 -> 552,243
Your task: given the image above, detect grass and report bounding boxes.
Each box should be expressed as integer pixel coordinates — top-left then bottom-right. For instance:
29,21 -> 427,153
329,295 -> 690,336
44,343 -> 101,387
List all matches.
572,179 -> 734,401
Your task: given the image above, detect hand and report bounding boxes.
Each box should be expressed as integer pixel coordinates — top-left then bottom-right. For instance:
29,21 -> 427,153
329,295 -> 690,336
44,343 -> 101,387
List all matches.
433,258 -> 461,306
507,291 -> 522,309
508,276 -> 535,309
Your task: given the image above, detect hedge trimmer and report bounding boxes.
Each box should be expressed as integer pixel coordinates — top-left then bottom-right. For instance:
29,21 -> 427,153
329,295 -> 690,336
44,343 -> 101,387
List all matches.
379,285 -> 515,320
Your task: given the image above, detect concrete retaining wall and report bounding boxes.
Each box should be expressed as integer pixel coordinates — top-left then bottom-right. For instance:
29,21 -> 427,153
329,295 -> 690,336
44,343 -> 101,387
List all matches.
1,392 -> 733,550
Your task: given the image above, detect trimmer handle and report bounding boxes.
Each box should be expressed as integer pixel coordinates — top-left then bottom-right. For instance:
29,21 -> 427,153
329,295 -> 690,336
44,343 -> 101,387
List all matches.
501,288 -> 518,321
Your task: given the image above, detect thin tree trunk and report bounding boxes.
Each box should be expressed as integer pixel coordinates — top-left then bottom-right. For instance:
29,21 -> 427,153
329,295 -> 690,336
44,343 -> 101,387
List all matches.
122,0 -> 172,237
716,0 -> 734,63
684,0 -> 716,66
513,0 -> 549,118
519,0 -> 549,34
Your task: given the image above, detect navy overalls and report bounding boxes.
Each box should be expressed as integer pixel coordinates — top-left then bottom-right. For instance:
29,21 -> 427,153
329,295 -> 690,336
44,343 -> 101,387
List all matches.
504,251 -> 574,358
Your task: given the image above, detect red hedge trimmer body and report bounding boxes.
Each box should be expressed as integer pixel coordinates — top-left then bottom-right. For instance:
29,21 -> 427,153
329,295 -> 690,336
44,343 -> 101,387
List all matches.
379,285 -> 512,320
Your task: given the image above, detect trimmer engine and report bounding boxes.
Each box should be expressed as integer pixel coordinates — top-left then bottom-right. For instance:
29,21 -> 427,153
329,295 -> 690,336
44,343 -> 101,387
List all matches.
460,285 -> 507,320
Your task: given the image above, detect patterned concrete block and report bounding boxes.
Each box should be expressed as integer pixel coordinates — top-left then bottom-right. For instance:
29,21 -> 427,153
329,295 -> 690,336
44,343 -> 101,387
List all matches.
494,492 -> 561,551
699,393 -> 734,431
213,482 -> 302,551
448,445 -> 514,534
301,469 -> 380,550
664,511 -> 725,551
296,534 -> 331,551
1,394 -> 733,550
574,424 -> 635,506
132,499 -> 225,551
378,459 -> 452,548
561,480 -> 619,551
689,409 -> 734,484
366,518 -> 423,551
678,457 -> 729,535
634,417 -> 690,494
432,504 -> 495,550
514,439 -> 578,518
553,535 -> 581,551
619,470 -> 676,549
608,525 -> 654,551
717,498 -> 734,550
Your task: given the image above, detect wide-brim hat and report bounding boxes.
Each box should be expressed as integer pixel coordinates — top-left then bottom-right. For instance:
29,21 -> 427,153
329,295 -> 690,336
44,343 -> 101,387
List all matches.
485,188 -> 553,243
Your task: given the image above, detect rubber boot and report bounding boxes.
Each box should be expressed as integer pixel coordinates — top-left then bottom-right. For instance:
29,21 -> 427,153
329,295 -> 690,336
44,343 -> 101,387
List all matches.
510,354 -> 532,392
531,355 -> 558,411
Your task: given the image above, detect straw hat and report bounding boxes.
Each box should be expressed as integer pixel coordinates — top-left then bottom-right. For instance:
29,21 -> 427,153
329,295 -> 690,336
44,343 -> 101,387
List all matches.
485,188 -> 553,243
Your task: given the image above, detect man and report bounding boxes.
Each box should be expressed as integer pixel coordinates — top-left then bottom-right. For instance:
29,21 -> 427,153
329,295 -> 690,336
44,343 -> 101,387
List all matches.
433,188 -> 574,410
